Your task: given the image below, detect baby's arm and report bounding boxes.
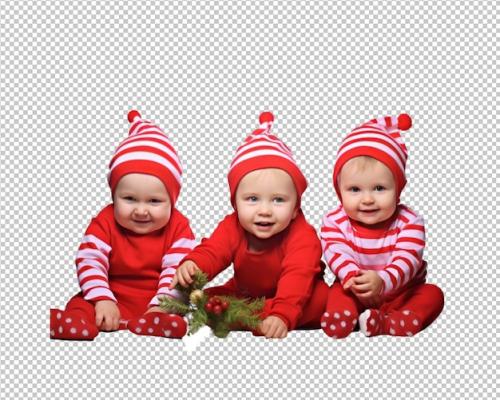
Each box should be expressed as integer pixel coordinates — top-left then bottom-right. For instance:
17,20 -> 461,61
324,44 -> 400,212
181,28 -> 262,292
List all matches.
320,209 -> 361,288
150,215 -> 197,306
170,214 -> 238,288
378,211 -> 426,295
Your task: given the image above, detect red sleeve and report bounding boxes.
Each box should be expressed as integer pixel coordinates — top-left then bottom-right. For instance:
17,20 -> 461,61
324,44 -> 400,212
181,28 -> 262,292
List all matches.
261,214 -> 323,330
184,213 -> 240,281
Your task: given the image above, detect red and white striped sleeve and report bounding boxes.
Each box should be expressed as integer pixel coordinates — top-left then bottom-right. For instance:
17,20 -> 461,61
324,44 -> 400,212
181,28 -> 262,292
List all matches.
75,215 -> 115,303
320,207 -> 360,284
149,217 -> 196,306
378,210 -> 426,295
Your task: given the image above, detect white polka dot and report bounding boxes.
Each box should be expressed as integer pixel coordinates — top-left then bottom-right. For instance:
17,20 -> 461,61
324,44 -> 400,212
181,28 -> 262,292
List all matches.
403,310 -> 410,315
57,313 -> 62,320
148,328 -> 154,334
50,330 -> 55,337
82,329 -> 89,337
329,324 -> 336,331
334,313 -> 340,319
400,320 -> 405,327
390,328 -> 396,335
58,326 -> 63,334
163,330 -> 172,337
340,321 -> 347,328
324,312 -> 330,318
138,319 -> 146,324
65,318 -> 72,324
406,332 -> 413,336
81,319 -> 86,325
352,319 -> 357,325
344,310 -> 351,316
321,322 -> 326,328
391,319 -> 396,325
332,335 -> 338,339
172,321 -> 178,328
370,319 -> 376,326
413,319 -> 419,326
153,317 -> 160,325
135,327 -> 142,333
70,327 -> 77,334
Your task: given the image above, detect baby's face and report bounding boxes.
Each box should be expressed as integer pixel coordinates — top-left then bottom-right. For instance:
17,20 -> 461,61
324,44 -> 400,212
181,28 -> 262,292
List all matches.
235,168 -> 298,249
113,173 -> 171,234
339,158 -> 397,226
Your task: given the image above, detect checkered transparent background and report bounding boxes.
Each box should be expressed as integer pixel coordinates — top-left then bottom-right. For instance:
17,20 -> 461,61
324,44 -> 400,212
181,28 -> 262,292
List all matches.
1,1 -> 498,399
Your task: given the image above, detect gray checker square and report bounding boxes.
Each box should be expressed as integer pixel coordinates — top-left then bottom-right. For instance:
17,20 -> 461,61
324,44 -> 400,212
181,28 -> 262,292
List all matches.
0,1 -> 498,399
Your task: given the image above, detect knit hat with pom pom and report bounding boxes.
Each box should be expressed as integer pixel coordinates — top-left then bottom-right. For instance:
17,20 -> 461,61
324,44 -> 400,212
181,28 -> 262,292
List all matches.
333,114 -> 413,201
228,112 -> 307,207
108,110 -> 183,205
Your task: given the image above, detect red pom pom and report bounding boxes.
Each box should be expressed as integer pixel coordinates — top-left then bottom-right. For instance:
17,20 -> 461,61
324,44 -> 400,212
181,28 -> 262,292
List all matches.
397,113 -> 412,130
127,110 -> 141,123
259,111 -> 274,124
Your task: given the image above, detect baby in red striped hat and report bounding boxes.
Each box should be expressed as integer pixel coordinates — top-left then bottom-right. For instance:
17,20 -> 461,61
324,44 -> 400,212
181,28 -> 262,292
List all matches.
50,110 -> 196,340
171,112 -> 329,338
320,114 -> 444,338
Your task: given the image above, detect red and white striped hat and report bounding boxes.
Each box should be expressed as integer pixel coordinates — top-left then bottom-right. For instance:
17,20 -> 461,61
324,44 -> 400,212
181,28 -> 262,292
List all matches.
228,111 -> 307,206
333,113 -> 413,201
108,110 -> 182,205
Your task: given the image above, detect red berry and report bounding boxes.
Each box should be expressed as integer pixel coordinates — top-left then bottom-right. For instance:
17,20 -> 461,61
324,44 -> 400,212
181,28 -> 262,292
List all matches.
213,297 -> 221,305
213,305 -> 222,315
221,301 -> 229,311
205,303 -> 213,312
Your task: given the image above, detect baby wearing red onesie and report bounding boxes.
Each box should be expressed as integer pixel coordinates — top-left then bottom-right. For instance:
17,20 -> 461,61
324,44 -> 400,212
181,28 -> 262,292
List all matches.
50,111 -> 196,340
171,112 -> 328,339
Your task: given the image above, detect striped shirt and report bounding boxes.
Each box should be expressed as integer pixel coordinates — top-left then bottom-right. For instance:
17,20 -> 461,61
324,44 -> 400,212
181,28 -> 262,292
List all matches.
320,204 -> 427,296
75,204 -> 196,307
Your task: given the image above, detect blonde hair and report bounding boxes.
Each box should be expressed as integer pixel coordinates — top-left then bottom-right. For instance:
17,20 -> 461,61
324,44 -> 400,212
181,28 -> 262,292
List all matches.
337,156 -> 383,185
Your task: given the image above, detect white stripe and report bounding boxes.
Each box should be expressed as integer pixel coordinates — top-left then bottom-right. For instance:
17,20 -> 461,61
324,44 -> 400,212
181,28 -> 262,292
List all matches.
343,130 -> 406,160
160,267 -> 177,277
230,149 -> 296,171
170,237 -> 197,249
84,287 -> 116,301
77,268 -> 107,281
337,264 -> 358,281
76,249 -> 109,269
121,133 -> 169,146
129,122 -> 162,136
338,140 -> 405,172
392,259 -> 412,284
81,279 -> 110,293
385,266 -> 403,287
162,253 -> 187,268
82,235 -> 111,254
116,140 -> 179,168
110,151 -> 182,184
77,259 -> 108,274
378,270 -> 394,293
233,138 -> 291,161
158,276 -> 174,287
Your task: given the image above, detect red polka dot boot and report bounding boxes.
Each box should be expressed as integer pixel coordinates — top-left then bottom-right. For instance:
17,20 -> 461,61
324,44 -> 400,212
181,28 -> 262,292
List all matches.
50,309 -> 98,340
127,312 -> 187,338
359,309 -> 422,337
320,309 -> 358,339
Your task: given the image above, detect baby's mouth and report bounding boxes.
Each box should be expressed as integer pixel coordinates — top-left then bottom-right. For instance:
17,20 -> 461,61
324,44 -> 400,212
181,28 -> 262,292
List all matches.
255,222 -> 274,227
359,209 -> 378,214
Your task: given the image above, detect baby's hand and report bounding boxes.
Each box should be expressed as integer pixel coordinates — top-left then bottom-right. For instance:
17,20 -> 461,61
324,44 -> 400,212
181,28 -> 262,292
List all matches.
258,316 -> 288,339
145,306 -> 166,314
351,270 -> 384,306
170,260 -> 200,288
95,300 -> 121,331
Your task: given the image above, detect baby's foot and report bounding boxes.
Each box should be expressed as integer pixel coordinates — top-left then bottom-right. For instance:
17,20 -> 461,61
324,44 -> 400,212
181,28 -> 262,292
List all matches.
127,312 -> 187,338
320,309 -> 357,339
50,309 -> 98,340
359,309 -> 422,337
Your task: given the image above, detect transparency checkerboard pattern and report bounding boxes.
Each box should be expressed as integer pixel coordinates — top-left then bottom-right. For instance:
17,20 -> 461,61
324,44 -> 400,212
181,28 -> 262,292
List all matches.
0,1 -> 498,399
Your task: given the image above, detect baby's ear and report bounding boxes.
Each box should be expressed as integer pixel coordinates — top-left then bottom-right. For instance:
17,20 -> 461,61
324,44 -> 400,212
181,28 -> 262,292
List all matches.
292,207 -> 299,219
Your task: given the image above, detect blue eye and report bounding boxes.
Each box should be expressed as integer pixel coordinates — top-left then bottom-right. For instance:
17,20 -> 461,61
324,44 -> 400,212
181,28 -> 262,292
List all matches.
247,196 -> 258,202
349,187 -> 360,193
273,197 -> 285,203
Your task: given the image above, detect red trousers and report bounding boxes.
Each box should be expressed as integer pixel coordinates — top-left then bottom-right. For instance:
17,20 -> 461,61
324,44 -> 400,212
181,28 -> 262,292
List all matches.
205,278 -> 329,330
326,281 -> 444,330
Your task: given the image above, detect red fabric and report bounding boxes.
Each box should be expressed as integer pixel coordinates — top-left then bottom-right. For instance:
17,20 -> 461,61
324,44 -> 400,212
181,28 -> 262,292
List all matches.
186,210 -> 326,330
322,281 -> 444,337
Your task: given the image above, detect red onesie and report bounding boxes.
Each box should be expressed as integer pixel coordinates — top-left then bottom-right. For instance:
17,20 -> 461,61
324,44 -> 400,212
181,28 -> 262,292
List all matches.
185,210 -> 328,330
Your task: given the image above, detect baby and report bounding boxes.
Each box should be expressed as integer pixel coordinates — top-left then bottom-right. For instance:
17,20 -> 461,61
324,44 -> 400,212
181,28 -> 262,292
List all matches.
320,114 -> 444,338
50,110 -> 196,340
171,112 -> 328,338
